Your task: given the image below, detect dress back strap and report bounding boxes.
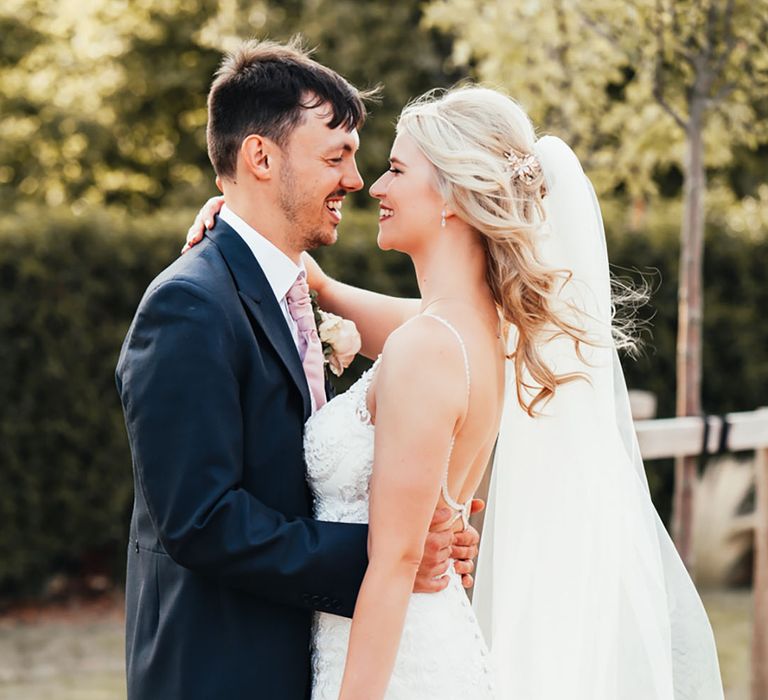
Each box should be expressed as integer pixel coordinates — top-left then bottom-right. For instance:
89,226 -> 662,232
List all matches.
421,312 -> 470,402
421,312 -> 473,531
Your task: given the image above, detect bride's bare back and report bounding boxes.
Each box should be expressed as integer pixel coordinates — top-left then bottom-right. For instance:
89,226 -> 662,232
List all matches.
365,302 -> 505,534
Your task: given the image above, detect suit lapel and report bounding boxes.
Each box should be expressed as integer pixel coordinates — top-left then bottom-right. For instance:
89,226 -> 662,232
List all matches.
207,220 -> 312,420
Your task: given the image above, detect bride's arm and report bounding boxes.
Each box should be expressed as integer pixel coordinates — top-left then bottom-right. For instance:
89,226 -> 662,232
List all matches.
182,195 -> 420,359
338,319 -> 465,700
303,253 -> 419,360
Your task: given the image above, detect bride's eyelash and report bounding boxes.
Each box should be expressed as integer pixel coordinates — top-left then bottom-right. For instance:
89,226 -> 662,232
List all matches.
388,167 -> 402,174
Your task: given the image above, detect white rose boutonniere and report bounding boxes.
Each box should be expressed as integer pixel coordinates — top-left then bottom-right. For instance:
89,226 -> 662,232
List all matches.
310,292 -> 362,377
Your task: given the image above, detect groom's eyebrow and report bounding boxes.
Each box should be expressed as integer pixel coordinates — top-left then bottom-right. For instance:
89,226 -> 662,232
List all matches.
324,140 -> 358,155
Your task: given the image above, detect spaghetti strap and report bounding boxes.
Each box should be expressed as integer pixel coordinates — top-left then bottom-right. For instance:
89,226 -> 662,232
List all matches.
421,312 -> 470,402
420,312 -> 473,531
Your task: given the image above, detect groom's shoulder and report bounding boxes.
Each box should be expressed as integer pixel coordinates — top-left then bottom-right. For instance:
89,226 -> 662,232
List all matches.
139,237 -> 232,309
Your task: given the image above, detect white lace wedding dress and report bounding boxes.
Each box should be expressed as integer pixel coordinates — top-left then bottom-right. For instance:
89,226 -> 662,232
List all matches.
304,314 -> 495,699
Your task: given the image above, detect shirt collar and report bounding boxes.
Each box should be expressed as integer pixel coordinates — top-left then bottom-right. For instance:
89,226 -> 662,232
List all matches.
219,204 -> 304,303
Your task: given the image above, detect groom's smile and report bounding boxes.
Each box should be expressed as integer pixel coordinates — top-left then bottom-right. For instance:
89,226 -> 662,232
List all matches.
278,104 -> 363,250
325,196 -> 344,224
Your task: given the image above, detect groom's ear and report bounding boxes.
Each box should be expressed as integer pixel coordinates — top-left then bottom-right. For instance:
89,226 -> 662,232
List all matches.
240,134 -> 276,181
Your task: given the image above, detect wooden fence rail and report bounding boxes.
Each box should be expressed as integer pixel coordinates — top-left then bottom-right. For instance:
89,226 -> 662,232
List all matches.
635,407 -> 768,700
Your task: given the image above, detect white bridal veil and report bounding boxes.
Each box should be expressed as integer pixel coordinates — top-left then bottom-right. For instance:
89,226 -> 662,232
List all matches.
472,136 -> 724,699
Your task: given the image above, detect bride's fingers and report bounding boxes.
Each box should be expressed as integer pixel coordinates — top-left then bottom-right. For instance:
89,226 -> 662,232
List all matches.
201,195 -> 225,225
460,574 -> 474,589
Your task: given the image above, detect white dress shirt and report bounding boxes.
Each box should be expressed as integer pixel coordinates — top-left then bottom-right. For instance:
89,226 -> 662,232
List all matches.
219,205 -> 304,350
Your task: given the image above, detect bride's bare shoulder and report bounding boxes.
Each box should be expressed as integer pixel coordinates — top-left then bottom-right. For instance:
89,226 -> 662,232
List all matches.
375,315 -> 467,407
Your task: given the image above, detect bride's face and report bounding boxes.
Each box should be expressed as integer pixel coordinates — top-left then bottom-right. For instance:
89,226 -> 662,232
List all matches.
369,132 -> 444,254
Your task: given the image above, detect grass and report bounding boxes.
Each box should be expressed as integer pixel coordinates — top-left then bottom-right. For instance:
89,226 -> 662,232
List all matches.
0,590 -> 755,699
703,589 -> 753,700
0,600 -> 125,700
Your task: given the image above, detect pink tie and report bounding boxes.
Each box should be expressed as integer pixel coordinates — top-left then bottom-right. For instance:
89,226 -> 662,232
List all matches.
286,274 -> 327,412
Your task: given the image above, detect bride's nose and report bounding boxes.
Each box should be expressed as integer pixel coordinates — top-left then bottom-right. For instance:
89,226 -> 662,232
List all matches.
368,172 -> 388,200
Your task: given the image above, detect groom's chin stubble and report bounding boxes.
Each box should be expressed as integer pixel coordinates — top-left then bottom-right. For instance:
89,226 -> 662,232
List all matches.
303,228 -> 338,251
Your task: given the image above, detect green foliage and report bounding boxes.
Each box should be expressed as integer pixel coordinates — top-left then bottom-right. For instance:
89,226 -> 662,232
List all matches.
608,216 -> 768,417
425,0 -> 768,199
0,203 -> 410,596
0,204 -> 765,596
0,207 -> 184,596
0,0 -> 462,212
1,0 -> 766,598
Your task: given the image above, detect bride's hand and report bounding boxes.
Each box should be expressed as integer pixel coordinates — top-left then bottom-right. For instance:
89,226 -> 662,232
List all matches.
301,252 -> 329,295
181,194 -> 226,254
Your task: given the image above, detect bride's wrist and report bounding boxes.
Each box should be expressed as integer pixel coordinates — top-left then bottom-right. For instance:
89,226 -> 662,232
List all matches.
302,253 -> 329,296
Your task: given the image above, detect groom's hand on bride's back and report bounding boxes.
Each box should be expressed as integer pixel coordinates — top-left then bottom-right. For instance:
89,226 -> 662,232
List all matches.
412,499 -> 484,593
453,499 -> 484,589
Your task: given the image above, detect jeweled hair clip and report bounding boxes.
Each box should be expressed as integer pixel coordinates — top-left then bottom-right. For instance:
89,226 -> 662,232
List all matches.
504,151 -> 542,185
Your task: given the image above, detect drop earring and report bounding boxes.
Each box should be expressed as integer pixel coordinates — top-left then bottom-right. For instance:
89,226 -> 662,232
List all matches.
440,209 -> 446,228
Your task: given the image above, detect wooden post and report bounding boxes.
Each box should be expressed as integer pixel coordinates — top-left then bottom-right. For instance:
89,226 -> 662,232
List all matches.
672,102 -> 706,573
753,445 -> 768,700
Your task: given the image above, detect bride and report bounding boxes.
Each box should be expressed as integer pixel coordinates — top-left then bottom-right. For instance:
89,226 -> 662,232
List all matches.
187,86 -> 723,699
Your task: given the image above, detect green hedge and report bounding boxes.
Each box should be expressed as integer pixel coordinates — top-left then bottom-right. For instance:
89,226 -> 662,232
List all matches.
0,204 -> 765,598
607,224 -> 768,417
0,208 -> 183,597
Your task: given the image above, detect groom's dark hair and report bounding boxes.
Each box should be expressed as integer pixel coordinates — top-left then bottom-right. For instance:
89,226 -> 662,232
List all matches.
207,37 -> 373,178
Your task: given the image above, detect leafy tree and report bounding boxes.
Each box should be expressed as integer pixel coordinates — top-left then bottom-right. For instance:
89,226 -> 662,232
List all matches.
426,0 -> 768,570
0,0 -> 462,211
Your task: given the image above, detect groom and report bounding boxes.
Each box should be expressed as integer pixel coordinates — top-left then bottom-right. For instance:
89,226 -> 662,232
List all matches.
116,39 -> 479,700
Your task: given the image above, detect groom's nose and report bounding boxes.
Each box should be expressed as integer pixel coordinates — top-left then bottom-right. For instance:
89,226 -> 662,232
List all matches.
340,158 -> 364,193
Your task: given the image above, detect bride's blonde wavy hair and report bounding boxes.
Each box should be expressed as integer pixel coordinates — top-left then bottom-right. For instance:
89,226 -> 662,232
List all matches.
397,86 -> 594,415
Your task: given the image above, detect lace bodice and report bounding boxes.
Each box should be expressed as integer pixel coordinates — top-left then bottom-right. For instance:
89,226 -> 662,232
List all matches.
305,313 -> 474,529
303,315 -> 495,699
304,356 -> 380,524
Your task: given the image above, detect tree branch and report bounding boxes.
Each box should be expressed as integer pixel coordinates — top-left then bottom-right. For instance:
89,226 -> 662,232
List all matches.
704,0 -> 718,63
712,0 -> 737,80
666,0 -> 695,68
654,0 -> 688,130
665,0 -> 698,67
654,89 -> 689,130
575,7 -> 623,52
708,80 -> 736,106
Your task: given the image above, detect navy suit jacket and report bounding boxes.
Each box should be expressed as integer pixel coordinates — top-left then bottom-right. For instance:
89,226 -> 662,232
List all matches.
115,220 -> 369,700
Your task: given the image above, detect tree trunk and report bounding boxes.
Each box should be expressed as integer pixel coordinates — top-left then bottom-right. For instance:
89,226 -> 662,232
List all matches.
672,100 -> 705,571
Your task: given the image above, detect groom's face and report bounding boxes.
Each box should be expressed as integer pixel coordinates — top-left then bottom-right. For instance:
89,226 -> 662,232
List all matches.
277,103 -> 363,251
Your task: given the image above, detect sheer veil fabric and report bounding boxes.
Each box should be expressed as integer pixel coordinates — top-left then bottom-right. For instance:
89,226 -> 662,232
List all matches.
472,136 -> 724,699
